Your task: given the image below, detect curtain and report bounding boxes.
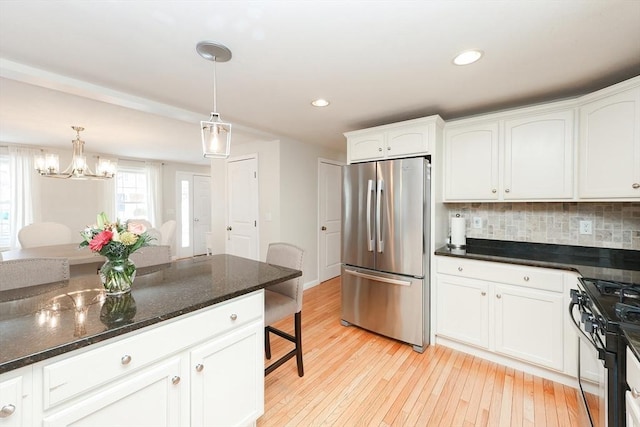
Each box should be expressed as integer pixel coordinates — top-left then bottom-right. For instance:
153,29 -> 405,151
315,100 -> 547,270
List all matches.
145,162 -> 162,227
9,146 -> 41,249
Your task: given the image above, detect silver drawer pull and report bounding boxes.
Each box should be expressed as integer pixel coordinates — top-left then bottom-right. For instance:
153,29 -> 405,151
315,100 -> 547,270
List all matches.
496,294 -> 502,299
457,267 -> 463,272
633,183 -> 640,189
481,291 -> 486,296
523,276 -> 530,281
171,376 -> 181,385
491,189 -> 497,193
196,363 -> 204,372
230,313 -> 238,321
121,354 -> 132,365
633,387 -> 640,399
0,404 -> 16,418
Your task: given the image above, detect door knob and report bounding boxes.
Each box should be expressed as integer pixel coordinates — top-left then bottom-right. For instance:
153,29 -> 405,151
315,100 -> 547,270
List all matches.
226,226 -> 232,231
194,218 -> 199,222
321,226 -> 327,231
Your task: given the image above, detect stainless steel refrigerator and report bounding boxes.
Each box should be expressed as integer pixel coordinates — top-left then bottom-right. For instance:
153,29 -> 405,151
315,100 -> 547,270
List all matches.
341,157 -> 430,352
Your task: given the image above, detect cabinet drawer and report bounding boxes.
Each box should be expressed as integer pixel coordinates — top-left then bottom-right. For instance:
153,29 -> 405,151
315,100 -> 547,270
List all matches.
43,291 -> 263,409
628,347 -> 640,393
436,256 -> 564,292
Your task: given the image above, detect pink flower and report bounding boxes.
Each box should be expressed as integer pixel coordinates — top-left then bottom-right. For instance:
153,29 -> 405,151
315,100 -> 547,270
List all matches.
89,230 -> 113,252
127,222 -> 146,235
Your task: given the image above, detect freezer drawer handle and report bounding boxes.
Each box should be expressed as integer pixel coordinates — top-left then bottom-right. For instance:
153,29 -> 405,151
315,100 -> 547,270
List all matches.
366,179 -> 374,252
345,269 -> 411,286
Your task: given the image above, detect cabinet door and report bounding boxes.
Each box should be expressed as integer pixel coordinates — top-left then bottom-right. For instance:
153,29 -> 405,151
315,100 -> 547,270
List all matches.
190,320 -> 263,427
504,110 -> 574,199
627,392 -> 640,427
579,86 -> 640,198
348,133 -> 384,162
0,368 -> 32,427
436,274 -> 489,349
42,358 -> 183,427
494,284 -> 563,370
444,122 -> 499,200
386,124 -> 430,158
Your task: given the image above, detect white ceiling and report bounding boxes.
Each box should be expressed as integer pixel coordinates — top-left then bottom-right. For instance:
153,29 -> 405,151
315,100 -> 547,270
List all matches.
1,0 -> 639,166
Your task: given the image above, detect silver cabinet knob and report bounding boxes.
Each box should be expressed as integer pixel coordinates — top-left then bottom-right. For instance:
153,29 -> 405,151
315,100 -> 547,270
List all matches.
491,189 -> 497,193
632,387 -> 640,398
457,267 -> 463,272
523,276 -> 530,282
121,354 -> 132,365
171,376 -> 181,385
387,146 -> 391,151
226,226 -> 232,231
196,363 -> 204,372
230,313 -> 238,321
496,294 -> 502,299
378,147 -> 383,152
481,291 -> 487,296
505,188 -> 510,193
321,226 -> 327,231
633,183 -> 640,189
0,404 -> 16,418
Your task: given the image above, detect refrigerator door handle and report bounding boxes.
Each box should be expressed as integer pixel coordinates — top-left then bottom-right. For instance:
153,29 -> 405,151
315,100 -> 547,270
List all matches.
344,268 -> 411,286
366,179 -> 374,252
376,179 -> 384,253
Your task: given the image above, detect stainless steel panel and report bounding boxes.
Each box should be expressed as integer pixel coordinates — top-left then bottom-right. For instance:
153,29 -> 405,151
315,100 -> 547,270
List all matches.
341,265 -> 425,348
341,162 -> 376,270
376,158 -> 426,277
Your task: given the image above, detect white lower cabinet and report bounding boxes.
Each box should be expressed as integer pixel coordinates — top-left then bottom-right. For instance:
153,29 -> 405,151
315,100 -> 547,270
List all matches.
191,321 -> 263,427
436,256 -> 569,375
0,366 -> 32,427
42,358 -> 183,427
0,290 -> 264,427
627,348 -> 640,427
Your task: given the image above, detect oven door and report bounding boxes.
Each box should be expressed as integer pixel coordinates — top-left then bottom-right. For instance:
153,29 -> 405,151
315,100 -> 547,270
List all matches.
570,298 -> 608,427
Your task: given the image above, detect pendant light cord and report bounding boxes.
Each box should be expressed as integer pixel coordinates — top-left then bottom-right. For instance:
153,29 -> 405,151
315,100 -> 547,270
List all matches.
212,57 -> 217,114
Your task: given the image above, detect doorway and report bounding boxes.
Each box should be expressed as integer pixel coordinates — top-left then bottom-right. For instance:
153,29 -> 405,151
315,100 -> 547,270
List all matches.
318,159 -> 343,282
225,155 -> 259,260
176,172 -> 211,258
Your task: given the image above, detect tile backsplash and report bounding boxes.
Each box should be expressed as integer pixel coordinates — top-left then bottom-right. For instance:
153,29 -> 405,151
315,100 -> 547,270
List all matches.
446,202 -> 640,250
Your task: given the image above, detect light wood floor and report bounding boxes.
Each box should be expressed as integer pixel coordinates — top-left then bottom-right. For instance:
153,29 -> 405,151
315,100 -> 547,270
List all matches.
259,277 -> 590,427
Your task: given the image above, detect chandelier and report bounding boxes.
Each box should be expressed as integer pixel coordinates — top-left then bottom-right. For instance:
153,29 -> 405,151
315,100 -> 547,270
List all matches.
196,41 -> 232,159
34,126 -> 117,179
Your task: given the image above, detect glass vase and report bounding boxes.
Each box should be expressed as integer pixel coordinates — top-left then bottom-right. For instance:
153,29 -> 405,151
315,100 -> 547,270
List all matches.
99,258 -> 136,295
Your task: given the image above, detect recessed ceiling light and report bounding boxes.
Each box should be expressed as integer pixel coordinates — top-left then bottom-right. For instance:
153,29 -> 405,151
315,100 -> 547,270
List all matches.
311,99 -> 330,107
453,50 -> 483,66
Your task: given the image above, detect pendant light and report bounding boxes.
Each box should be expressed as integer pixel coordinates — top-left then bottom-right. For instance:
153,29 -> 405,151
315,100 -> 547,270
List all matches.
34,126 -> 117,180
197,41 -> 232,159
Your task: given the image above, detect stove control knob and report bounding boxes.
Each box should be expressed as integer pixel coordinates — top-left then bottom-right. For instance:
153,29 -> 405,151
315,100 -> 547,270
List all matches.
570,289 -> 583,304
585,319 -> 598,334
581,312 -> 592,323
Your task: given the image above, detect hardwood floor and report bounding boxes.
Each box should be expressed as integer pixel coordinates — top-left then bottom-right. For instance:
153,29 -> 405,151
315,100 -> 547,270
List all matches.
259,277 -> 589,427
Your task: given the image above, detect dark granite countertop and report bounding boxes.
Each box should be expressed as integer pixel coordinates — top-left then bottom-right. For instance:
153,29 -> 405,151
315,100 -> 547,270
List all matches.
435,238 -> 640,358
0,254 -> 301,374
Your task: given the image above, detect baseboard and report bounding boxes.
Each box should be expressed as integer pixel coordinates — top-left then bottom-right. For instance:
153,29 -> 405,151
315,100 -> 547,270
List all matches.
303,279 -> 319,290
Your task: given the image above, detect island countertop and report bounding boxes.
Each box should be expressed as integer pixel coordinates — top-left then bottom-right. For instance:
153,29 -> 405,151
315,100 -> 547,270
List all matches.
0,254 -> 301,374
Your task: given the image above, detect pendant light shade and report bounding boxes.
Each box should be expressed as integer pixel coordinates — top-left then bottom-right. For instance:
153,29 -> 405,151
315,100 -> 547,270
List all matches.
197,41 -> 232,159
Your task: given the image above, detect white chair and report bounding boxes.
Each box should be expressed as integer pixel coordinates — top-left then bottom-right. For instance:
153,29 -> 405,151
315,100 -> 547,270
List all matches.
264,242 -> 305,377
18,222 -> 73,248
129,245 -> 172,268
159,220 -> 177,247
0,258 -> 70,292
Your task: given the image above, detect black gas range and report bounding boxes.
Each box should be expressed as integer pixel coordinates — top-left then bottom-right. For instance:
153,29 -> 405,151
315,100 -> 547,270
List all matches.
571,277 -> 640,427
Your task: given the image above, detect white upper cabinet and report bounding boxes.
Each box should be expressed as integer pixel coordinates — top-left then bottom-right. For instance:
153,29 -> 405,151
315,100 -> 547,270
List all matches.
444,122 -> 500,200
345,115 -> 444,164
503,110 -> 574,199
444,106 -> 575,201
579,84 -> 640,199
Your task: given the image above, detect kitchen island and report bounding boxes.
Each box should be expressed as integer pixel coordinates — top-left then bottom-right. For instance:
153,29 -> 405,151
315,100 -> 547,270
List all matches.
0,254 -> 301,427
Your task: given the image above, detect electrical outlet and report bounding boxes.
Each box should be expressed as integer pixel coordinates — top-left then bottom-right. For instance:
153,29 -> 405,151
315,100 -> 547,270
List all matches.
473,217 -> 482,229
579,220 -> 592,235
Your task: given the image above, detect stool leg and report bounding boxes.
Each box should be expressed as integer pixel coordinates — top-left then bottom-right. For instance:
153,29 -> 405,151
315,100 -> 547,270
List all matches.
295,312 -> 304,377
265,327 -> 272,360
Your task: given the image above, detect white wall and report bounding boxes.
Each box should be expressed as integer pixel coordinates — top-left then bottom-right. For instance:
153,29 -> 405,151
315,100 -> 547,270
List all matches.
209,138 -> 345,287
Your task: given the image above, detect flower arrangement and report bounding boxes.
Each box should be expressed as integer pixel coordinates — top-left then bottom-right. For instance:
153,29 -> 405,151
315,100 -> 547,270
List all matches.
80,212 -> 153,260
80,212 -> 154,295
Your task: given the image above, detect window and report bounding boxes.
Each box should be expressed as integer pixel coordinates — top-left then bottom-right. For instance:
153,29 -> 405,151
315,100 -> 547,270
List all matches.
115,166 -> 149,221
0,150 -> 9,248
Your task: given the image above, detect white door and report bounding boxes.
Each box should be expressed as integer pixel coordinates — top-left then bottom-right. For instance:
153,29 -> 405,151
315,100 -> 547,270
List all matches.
193,175 -> 211,256
226,156 -> 259,260
318,159 -> 342,282
176,172 -> 211,259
